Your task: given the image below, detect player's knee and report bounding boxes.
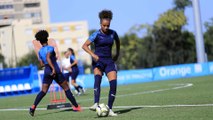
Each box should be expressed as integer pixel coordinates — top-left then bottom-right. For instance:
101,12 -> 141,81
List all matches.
71,80 -> 75,84
40,91 -> 47,96
60,82 -> 69,91
63,86 -> 69,91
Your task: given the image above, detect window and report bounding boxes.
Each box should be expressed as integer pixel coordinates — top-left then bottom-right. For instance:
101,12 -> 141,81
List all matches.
51,27 -> 58,33
24,3 -> 40,8
55,40 -> 59,45
63,26 -> 70,31
24,13 -> 31,18
24,12 -> 40,18
0,5 -> 13,10
26,41 -> 33,50
64,38 -> 71,45
75,25 -> 83,30
34,12 -> 40,17
25,28 -> 32,35
77,37 -> 84,44
2,15 -> 14,19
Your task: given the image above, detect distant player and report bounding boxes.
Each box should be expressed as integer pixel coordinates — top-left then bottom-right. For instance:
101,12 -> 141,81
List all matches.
61,51 -> 72,84
29,30 -> 81,116
66,48 -> 85,95
82,9 -> 120,116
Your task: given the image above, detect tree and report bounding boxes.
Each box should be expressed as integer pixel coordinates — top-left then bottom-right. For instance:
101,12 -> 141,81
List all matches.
152,9 -> 196,66
16,51 -> 40,68
0,53 -> 7,68
173,0 -> 192,11
154,9 -> 187,31
118,33 -> 145,69
117,7 -> 196,69
204,18 -> 213,61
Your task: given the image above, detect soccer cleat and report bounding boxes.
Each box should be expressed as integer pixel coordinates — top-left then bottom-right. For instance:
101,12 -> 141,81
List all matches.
80,88 -> 86,94
77,92 -> 81,96
72,105 -> 82,112
74,90 -> 81,96
29,107 -> 35,116
108,109 -> 118,117
89,103 -> 98,111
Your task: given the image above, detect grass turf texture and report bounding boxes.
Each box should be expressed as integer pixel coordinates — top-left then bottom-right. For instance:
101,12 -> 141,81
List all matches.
0,75 -> 213,120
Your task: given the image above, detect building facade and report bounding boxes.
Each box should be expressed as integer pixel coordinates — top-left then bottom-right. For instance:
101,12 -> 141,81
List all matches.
0,0 -> 92,69
0,20 -> 91,67
0,0 -> 49,27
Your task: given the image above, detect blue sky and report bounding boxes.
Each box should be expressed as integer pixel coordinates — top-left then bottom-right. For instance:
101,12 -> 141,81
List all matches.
49,0 -> 213,35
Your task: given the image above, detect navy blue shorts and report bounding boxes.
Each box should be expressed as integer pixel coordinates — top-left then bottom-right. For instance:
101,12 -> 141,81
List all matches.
43,72 -> 65,85
64,73 -> 71,82
71,70 -> 79,81
92,57 -> 117,74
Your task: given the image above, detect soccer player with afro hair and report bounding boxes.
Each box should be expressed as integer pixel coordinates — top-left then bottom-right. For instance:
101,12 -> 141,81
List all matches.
82,9 -> 120,117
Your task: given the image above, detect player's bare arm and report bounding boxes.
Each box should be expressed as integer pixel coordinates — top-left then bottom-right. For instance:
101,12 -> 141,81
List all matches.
82,40 -> 99,62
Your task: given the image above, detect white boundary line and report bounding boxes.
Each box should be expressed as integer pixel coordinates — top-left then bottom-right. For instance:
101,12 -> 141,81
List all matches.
0,104 -> 213,111
77,83 -> 193,102
113,104 -> 213,108
0,83 -> 197,112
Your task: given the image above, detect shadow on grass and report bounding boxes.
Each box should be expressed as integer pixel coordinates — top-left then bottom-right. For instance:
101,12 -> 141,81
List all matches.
38,108 -> 74,116
115,107 -> 143,114
91,107 -> 143,118
37,107 -> 143,117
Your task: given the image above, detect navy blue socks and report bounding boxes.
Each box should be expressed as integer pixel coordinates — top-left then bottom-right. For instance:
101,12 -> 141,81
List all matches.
65,89 -> 78,107
108,80 -> 117,109
94,75 -> 102,103
74,86 -> 80,92
74,85 -> 83,93
78,85 -> 83,89
32,91 -> 46,109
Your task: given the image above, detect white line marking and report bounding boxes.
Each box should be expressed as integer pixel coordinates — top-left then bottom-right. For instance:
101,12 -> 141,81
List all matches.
0,104 -> 213,111
0,83 -> 194,111
0,108 -> 47,111
78,83 -> 193,102
113,104 -> 213,108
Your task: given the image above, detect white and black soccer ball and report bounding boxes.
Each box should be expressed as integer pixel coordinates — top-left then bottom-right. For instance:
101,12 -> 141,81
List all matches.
96,103 -> 110,117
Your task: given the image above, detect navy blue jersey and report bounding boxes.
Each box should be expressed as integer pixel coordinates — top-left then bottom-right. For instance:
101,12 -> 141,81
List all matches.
70,55 -> 79,72
38,45 -> 61,74
88,29 -> 119,58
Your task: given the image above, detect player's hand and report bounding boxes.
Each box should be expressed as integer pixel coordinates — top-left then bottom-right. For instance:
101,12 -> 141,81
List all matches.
113,54 -> 119,61
51,69 -> 56,77
92,54 -> 99,62
63,67 -> 68,70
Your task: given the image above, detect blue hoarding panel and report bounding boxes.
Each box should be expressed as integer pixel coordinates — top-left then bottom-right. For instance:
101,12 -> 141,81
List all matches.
2,61 -> 213,98
208,62 -> 213,74
153,63 -> 209,81
117,69 -> 153,85
75,69 -> 153,89
0,65 -> 39,97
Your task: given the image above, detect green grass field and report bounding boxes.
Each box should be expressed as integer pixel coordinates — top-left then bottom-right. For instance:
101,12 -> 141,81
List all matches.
0,75 -> 213,120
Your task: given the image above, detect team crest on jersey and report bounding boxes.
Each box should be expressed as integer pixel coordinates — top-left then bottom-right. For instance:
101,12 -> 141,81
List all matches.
110,34 -> 114,39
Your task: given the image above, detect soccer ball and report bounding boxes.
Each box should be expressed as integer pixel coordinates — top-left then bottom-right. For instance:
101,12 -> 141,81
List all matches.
96,103 -> 110,117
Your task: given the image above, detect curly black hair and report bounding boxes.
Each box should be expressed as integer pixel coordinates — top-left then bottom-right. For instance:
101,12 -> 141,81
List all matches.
99,9 -> 113,21
35,30 -> 49,44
